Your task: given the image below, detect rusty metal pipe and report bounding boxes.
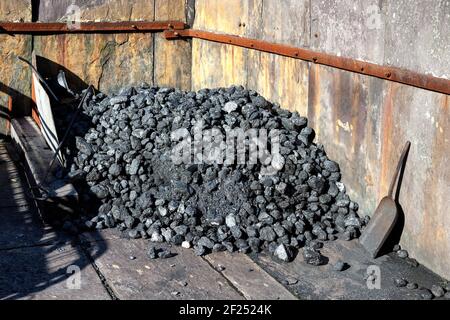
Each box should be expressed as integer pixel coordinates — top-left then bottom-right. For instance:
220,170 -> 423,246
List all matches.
164,29 -> 450,96
0,21 -> 186,34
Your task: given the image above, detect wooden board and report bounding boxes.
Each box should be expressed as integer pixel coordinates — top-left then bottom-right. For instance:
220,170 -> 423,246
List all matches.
83,237 -> 245,300
0,141 -> 70,250
205,252 -> 297,300
0,244 -> 110,300
192,40 -> 247,90
308,64 -> 450,279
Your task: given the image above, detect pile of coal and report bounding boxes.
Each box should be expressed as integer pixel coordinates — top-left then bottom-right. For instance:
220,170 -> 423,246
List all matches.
59,84 -> 368,262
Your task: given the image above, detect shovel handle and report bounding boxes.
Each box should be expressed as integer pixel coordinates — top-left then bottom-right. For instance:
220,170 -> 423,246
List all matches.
388,141 -> 411,199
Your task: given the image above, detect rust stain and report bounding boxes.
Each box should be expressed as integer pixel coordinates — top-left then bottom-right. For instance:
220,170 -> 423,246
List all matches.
349,74 -> 361,155
332,69 -> 343,145
231,45 -> 235,83
351,73 -> 368,159
378,83 -> 398,199
307,64 -> 320,128
57,34 -> 66,67
364,173 -> 374,187
30,77 -> 40,128
6,96 -> 12,132
418,94 -> 450,277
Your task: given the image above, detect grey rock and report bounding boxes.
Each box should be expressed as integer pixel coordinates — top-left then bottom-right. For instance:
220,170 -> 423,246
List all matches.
198,236 -> 214,249
397,250 -> 409,259
430,285 -> 445,298
394,278 -> 408,287
75,137 -> 93,156
274,244 -> 294,262
90,185 -> 109,199
259,226 -> 277,242
225,214 -> 237,228
147,247 -> 158,259
419,289 -> 434,300
223,101 -> 238,113
109,163 -> 122,177
194,245 -> 207,256
158,249 -> 175,259
406,283 -> 418,290
303,248 -> 326,266
332,261 -> 347,271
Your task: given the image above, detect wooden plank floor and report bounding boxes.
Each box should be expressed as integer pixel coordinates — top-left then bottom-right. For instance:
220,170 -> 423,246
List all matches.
1,140 -> 446,300
80,230 -> 297,300
0,141 -> 110,300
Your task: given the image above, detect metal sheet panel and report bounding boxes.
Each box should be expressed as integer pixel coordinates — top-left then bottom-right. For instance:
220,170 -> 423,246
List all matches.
32,72 -> 64,165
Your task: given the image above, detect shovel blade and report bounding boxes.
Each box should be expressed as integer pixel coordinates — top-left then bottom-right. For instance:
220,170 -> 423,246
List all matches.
359,197 -> 398,258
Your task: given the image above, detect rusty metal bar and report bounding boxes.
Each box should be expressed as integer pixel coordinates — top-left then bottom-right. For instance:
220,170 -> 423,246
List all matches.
165,29 -> 450,95
0,21 -> 186,34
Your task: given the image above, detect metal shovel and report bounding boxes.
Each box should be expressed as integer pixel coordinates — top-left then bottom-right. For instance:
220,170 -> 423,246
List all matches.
360,141 -> 411,258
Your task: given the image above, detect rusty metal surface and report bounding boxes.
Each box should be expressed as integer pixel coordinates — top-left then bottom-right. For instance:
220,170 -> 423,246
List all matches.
166,29 -> 450,95
0,21 -> 186,34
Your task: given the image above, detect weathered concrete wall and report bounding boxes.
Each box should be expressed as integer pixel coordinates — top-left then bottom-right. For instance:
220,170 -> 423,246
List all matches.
154,0 -> 192,90
192,0 -> 310,114
191,0 -> 450,279
309,0 -> 450,279
0,1 -> 32,136
33,0 -> 191,93
310,0 -> 450,79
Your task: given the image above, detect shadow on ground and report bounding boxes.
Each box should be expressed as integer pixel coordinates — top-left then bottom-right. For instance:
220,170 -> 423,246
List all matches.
0,57 -> 109,299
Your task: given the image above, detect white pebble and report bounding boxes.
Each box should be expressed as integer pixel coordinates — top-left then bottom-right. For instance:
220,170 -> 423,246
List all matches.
182,241 -> 191,249
223,101 -> 238,113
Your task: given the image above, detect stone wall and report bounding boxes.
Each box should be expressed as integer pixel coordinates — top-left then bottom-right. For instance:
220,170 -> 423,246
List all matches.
0,0 -> 192,135
0,1 -> 32,136
34,0 -> 191,93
